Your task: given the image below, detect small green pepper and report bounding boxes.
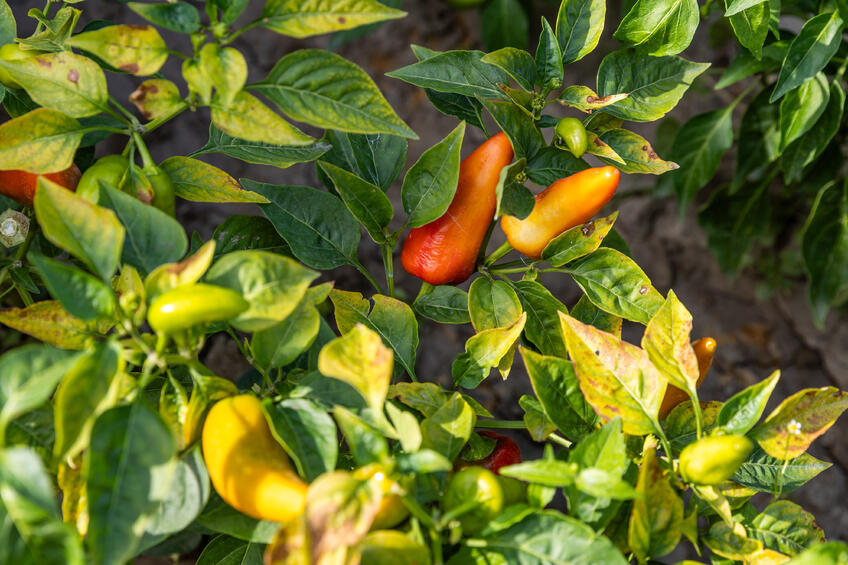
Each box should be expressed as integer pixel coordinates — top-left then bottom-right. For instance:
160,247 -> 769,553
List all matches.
76,155 -> 129,202
554,117 -> 589,158
147,283 -> 249,335
145,166 -> 176,217
679,434 -> 754,486
443,466 -> 503,534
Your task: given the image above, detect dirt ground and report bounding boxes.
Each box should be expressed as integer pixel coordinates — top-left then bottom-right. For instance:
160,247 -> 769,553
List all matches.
8,0 -> 848,554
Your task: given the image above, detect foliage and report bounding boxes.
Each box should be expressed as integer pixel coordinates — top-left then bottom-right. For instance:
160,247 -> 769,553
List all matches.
0,1 -> 846,565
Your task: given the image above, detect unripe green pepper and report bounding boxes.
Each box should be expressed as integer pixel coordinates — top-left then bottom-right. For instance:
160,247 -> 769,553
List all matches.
443,466 -> 503,534
145,166 -> 176,216
554,117 -> 589,158
679,435 -> 754,485
76,155 -> 129,202
147,283 -> 249,335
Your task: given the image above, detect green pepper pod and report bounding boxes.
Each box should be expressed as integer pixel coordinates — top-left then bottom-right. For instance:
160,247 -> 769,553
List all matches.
679,434 -> 754,486
147,283 -> 249,335
145,166 -> 176,217
76,155 -> 129,202
554,117 -> 589,158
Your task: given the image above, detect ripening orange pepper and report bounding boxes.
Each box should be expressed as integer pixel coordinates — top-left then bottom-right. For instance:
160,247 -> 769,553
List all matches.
0,164 -> 81,206
401,132 -> 514,285
500,166 -> 621,259
659,337 -> 717,419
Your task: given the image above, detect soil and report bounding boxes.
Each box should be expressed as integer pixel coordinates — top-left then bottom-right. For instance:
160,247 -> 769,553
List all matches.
6,0 -> 848,558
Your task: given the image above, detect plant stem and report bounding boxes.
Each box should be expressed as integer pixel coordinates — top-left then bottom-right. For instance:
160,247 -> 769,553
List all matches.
132,132 -> 156,170
475,419 -> 526,430
222,20 -> 261,44
488,265 -> 531,275
108,95 -> 139,125
381,243 -> 395,298
476,220 -> 497,265
143,102 -> 189,136
484,240 -> 512,266
352,259 -> 383,294
548,433 -> 573,448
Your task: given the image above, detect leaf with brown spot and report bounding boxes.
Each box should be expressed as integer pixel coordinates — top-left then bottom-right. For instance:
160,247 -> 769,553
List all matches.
584,131 -> 625,164
559,85 -> 629,113
541,212 -> 618,267
67,24 -> 168,76
129,79 -> 185,122
0,301 -> 98,350
560,312 -> 666,435
261,0 -> 405,39
751,387 -> 848,460
597,129 -> 678,174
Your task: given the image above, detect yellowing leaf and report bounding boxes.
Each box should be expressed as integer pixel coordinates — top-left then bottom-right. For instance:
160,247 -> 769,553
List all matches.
318,324 -> 393,415
129,79 -> 185,121
211,92 -> 315,146
560,312 -> 666,435
642,290 -> 699,391
261,0 -> 406,38
0,108 -> 83,173
0,301 -> 93,349
67,24 -> 168,76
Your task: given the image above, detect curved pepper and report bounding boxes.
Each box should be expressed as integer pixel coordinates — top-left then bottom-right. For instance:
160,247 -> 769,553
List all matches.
147,282 -> 248,335
76,155 -> 129,203
0,164 -> 81,206
659,337 -> 717,419
202,395 -> 307,522
401,132 -> 514,285
145,166 -> 176,217
500,166 -> 620,259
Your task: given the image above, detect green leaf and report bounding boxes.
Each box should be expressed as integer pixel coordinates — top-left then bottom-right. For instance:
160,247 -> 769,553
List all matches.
716,40 -> 786,90
535,18 -> 563,89
0,301 -> 96,350
597,128 -> 678,174
751,387 -> 848,460
542,212 -> 618,267
779,72 -> 830,151
211,91 -> 315,147
193,125 -> 330,169
0,345 -> 80,432
205,250 -> 318,332
264,398 -> 338,482
195,492 -> 278,543
521,348 -> 598,442
500,182 -> 534,219
212,0 -> 250,25
390,382 -> 492,418
468,277 -> 522,332
780,542 -> 848,565
725,0 -> 765,15
500,460 -> 576,487
481,0 -> 528,51
420,392 -> 475,461
254,49 -> 415,138
329,290 -> 418,380
85,402 -> 176,565
480,98 -> 544,160
459,313 -> 526,382
525,145 -> 588,186
514,280 -> 569,358
556,0 -> 606,64
728,1 -> 769,59
569,248 -> 664,325
0,108 -> 84,173
386,402 -> 422,453
782,81 -> 845,183
213,215 -> 290,257
127,2 -> 201,34
249,181 -> 361,270
560,313 -> 664,435
260,0 -> 406,38
386,50 -> 510,100
481,47 -> 536,91
52,341 -> 123,462
698,180 -> 771,274
252,302 -> 321,368
596,49 -> 709,122
802,179 -> 848,327
318,161 -> 393,243
97,185 -> 188,275
732,87 -> 780,191
452,511 -> 628,565
770,11 -> 844,102
160,156 -> 267,203
628,447 -> 683,562
34,178 -> 124,281
318,129 -> 407,192
664,105 -> 734,209
197,44 -> 246,108
748,500 -> 824,556
614,0 -> 699,57
0,52 -> 107,117
0,0 -> 14,46
195,535 -> 263,565
413,284 -> 471,324
565,418 -> 628,523
28,253 -> 115,321
703,521 -> 763,560
67,25 -> 168,76
716,370 -> 779,435
401,122 -> 465,228
732,446 -> 831,494
520,395 -> 557,441
0,447 -> 85,565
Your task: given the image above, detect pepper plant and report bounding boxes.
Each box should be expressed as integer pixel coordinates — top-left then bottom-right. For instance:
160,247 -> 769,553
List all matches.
647,0 -> 848,327
0,1 -> 847,565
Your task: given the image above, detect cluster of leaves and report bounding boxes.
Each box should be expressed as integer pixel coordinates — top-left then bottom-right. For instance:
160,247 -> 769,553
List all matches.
646,0 -> 848,327
0,1 -> 847,565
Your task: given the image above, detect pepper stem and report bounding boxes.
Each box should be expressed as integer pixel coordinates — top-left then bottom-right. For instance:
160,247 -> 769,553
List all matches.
484,241 -> 513,266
